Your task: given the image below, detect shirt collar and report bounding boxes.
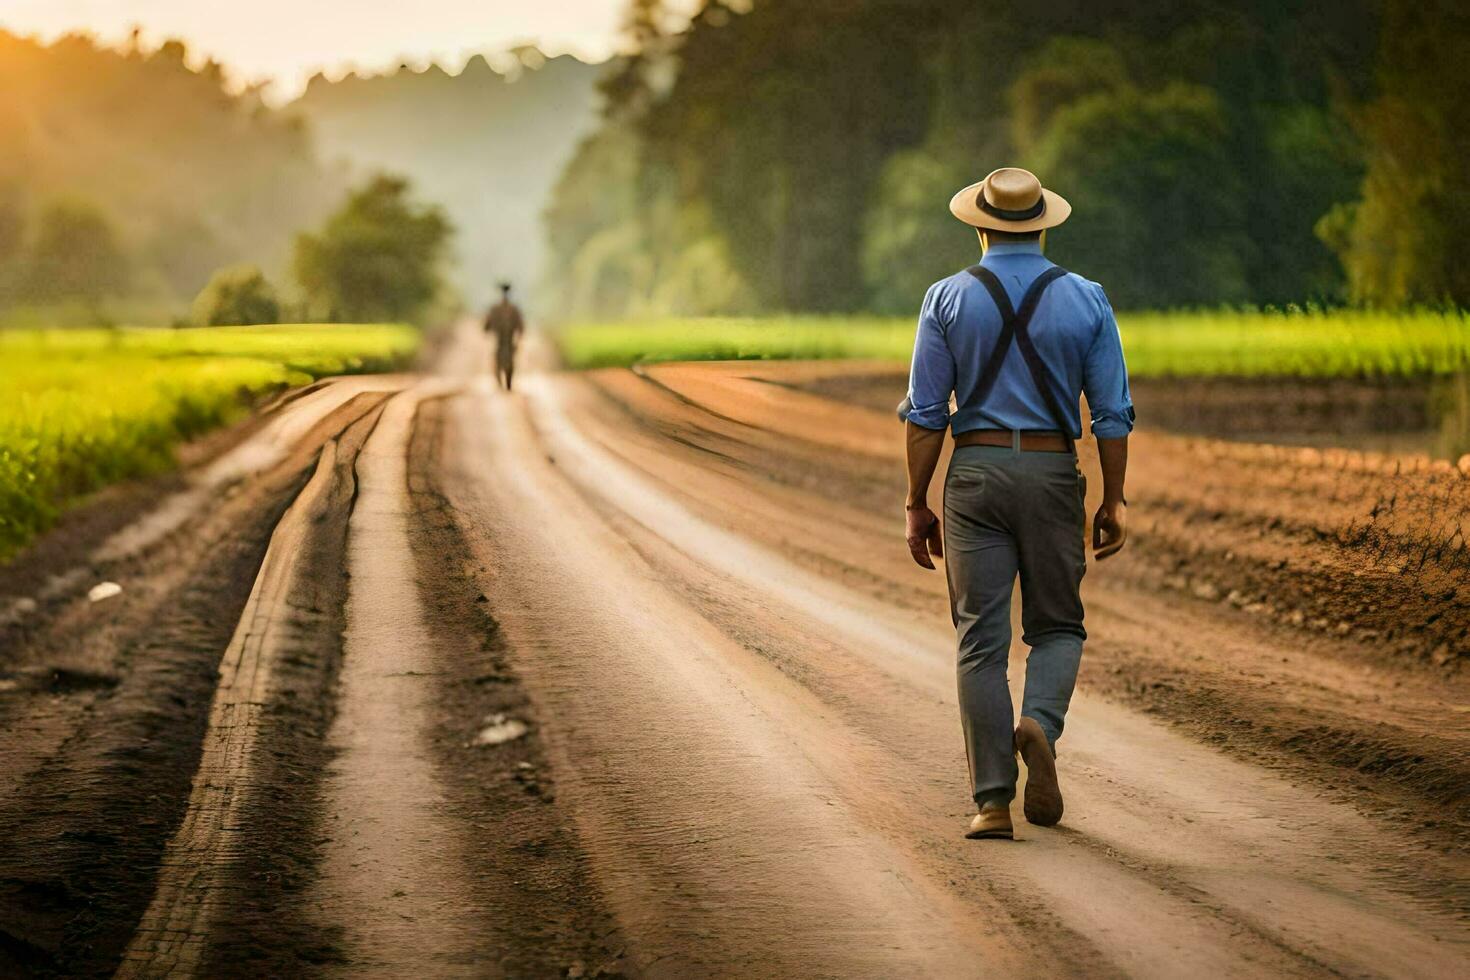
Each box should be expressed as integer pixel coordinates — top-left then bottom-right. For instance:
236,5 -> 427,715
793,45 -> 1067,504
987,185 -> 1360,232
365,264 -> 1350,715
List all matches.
982,240 -> 1044,258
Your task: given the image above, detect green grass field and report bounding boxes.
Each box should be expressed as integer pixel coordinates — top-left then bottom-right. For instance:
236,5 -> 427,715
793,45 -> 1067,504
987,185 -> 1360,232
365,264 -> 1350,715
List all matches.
556,308 -> 1470,378
1,324 -> 418,560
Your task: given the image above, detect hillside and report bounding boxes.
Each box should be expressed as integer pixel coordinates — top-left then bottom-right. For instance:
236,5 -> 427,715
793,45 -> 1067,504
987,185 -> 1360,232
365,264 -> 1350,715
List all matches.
0,31 -> 342,306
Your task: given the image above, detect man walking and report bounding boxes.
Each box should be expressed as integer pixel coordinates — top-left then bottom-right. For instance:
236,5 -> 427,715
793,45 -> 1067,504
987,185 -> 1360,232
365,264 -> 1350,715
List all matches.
901,168 -> 1133,840
484,282 -> 525,391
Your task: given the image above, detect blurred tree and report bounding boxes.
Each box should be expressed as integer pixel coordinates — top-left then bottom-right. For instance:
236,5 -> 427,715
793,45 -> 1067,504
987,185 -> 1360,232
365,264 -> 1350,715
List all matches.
644,1 -> 929,311
1261,104 -> 1362,302
541,126 -> 646,317
293,175 -> 453,322
541,120 -> 748,319
1329,0 -> 1470,306
1009,37 -> 1130,153
1152,4 -> 1373,304
146,212 -> 232,298
863,149 -> 976,314
0,187 -> 22,264
20,199 -> 131,304
1030,84 -> 1251,308
0,185 -> 24,299
599,0 -> 677,121
858,8 -> 1025,314
192,263 -> 281,325
0,29 -> 342,311
864,1 -> 1373,310
542,0 -> 1399,313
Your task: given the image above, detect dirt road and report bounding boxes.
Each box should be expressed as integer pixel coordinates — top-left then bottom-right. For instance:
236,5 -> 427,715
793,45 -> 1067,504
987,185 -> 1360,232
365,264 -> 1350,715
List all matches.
1,324 -> 1466,977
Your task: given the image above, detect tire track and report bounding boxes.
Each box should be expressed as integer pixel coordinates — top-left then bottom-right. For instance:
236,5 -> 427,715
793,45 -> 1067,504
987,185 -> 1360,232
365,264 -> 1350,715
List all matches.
400,395 -> 629,978
440,379 -> 1028,978
0,387 -> 394,978
119,398 -> 389,977
302,379 -> 522,977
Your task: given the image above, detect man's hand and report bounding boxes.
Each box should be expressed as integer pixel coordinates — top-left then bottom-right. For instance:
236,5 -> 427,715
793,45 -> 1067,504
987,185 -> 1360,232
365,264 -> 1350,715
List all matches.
903,422 -> 946,569
1092,500 -> 1127,559
906,505 -> 944,569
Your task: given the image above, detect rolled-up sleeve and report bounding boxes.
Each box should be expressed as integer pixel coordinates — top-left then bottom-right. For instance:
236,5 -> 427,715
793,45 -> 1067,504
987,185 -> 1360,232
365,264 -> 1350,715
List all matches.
903,283 -> 955,430
1082,283 -> 1135,438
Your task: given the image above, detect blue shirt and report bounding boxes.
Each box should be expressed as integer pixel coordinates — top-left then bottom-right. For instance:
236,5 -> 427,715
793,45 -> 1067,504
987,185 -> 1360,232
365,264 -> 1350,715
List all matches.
903,242 -> 1135,439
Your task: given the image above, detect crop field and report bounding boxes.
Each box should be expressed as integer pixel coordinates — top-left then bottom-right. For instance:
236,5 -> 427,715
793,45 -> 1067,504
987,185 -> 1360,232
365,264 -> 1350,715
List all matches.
0,324 -> 418,558
556,308 -> 1470,378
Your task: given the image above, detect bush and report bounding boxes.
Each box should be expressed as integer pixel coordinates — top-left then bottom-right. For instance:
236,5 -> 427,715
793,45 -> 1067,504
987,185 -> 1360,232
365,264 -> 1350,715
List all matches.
192,264 -> 281,326
1029,84 -> 1251,308
19,198 -> 130,304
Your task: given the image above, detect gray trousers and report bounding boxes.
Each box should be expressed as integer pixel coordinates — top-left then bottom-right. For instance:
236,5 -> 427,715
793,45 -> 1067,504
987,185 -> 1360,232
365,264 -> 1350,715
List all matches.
943,444 -> 1088,809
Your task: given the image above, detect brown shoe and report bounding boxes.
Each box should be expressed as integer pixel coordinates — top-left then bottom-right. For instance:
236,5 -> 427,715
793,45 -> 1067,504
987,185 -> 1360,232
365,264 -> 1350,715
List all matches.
965,804 -> 1014,840
1015,717 -> 1063,826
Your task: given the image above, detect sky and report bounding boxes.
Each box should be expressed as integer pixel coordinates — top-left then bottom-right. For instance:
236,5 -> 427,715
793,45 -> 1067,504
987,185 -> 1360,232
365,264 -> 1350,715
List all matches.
0,0 -> 700,101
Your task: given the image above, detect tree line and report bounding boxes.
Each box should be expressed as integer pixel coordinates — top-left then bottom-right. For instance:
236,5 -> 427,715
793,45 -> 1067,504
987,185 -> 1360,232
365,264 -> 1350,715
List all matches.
0,31 -> 454,325
542,0 -> 1468,318
5,5 -> 1461,326
0,30 -> 335,315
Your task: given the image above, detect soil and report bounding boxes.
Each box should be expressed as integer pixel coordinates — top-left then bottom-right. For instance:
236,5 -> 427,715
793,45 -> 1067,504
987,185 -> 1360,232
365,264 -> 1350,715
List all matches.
1,326 -> 1466,977
187,401 -> 387,975
404,396 -> 627,978
0,391 -> 391,977
794,364 -> 1470,673
1129,375 -> 1437,444
438,354 -> 1467,975
588,360 -> 1469,858
801,368 -> 1466,457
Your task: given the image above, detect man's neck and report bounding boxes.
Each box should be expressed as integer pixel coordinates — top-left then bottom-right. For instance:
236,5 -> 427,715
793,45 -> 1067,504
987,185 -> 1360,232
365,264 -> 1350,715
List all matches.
982,240 -> 1044,258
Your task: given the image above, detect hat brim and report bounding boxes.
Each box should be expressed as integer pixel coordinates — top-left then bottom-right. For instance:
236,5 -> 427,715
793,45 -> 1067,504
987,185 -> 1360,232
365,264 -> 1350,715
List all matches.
949,181 -> 1071,232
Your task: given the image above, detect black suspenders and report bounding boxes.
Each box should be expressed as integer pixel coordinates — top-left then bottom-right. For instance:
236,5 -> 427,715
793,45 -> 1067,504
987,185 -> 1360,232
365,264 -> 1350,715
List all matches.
962,264 -> 1076,453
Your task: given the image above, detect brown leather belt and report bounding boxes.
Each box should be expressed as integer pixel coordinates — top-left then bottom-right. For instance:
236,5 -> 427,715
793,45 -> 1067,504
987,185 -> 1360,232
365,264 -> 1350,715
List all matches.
953,429 -> 1071,453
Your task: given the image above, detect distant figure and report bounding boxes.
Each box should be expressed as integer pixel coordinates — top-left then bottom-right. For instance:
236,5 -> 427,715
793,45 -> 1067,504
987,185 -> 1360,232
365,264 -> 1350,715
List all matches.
484,282 -> 525,391
901,167 -> 1133,841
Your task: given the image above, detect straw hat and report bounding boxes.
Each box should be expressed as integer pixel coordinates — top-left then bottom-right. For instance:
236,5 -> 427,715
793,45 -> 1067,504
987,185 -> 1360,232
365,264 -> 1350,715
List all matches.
949,167 -> 1071,232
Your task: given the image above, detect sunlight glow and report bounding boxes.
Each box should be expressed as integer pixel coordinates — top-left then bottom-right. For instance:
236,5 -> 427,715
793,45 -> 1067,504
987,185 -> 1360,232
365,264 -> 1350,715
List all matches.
0,0 -> 702,101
